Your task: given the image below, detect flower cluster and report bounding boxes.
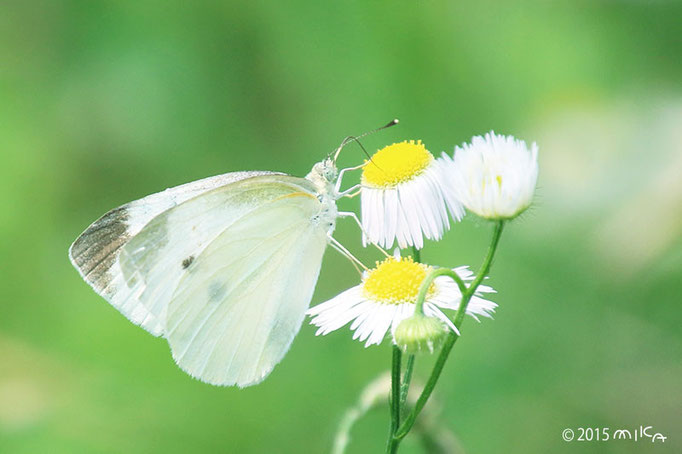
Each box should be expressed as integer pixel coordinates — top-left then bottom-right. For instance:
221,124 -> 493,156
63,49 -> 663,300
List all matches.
362,132 -> 538,249
308,130 -> 538,352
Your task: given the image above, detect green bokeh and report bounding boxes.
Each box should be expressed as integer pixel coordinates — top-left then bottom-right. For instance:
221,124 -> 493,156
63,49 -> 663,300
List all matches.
1,1 -> 681,453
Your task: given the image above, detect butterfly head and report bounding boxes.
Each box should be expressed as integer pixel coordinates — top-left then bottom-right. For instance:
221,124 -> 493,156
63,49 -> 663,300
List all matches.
307,120 -> 399,198
307,158 -> 338,196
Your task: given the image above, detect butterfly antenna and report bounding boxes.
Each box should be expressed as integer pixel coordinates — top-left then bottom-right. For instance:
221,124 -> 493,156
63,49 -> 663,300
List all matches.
332,118 -> 399,161
339,135 -> 372,161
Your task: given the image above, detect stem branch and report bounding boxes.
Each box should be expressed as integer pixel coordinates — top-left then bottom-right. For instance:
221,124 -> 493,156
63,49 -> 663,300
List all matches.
393,221 -> 505,443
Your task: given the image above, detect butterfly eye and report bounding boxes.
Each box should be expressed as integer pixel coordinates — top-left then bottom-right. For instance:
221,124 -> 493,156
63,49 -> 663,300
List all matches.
323,165 -> 337,181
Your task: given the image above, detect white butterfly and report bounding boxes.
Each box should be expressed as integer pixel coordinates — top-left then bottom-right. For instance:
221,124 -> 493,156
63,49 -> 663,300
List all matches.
68,133 -> 381,387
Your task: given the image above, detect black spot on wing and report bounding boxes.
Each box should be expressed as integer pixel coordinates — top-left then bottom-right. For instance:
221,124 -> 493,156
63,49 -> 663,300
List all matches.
182,256 -> 194,269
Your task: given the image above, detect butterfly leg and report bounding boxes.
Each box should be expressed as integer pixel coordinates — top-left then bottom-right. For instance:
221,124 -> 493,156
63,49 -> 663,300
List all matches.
328,241 -> 363,275
334,164 -> 364,195
338,211 -> 390,258
337,184 -> 361,198
327,234 -> 367,273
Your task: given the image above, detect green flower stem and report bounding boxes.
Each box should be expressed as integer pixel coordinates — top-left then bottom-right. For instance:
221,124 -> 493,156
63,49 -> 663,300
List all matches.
461,221 -> 505,315
387,245 -> 420,453
413,268 -> 468,316
398,246 -> 419,409
387,345 -> 402,453
399,354 -> 415,411
390,220 -> 505,447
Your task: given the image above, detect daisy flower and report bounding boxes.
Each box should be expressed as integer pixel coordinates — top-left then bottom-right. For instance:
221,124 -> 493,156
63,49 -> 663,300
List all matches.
306,256 -> 496,347
361,140 -> 464,250
439,132 -> 538,220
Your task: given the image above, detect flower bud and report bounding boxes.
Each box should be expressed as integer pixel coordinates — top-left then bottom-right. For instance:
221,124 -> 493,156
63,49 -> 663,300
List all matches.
394,313 -> 448,354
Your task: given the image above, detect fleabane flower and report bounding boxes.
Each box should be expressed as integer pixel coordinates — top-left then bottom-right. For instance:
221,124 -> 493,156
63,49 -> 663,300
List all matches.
306,256 -> 496,347
439,132 -> 538,220
361,140 -> 464,250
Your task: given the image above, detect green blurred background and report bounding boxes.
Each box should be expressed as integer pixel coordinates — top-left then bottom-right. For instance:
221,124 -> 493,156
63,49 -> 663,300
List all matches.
1,1 -> 681,453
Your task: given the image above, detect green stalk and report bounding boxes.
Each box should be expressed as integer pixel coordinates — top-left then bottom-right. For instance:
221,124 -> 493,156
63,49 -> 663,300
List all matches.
386,345 -> 402,453
399,354 -> 415,412
398,246 -> 420,409
389,221 -> 505,448
386,245 -> 420,453
413,268 -> 468,316
412,247 -> 421,263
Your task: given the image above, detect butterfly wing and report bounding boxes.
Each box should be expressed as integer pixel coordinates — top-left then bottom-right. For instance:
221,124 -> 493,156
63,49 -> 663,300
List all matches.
163,180 -> 330,386
69,171 -> 279,335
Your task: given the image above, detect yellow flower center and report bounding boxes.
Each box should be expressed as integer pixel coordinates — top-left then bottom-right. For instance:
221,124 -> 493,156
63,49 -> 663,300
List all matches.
361,140 -> 434,188
362,257 -> 435,305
